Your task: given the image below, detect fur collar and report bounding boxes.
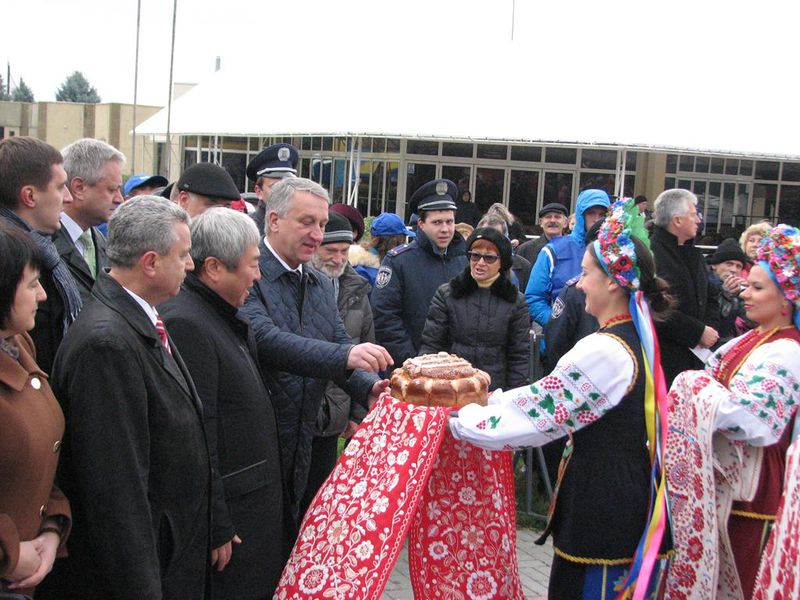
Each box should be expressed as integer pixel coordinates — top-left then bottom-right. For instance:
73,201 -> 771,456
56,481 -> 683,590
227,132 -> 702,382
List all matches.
449,266 -> 519,302
348,244 -> 381,268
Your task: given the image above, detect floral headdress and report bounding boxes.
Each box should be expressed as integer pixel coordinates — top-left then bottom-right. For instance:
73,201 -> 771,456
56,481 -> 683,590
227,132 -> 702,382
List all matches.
756,224 -> 800,329
592,198 -> 649,290
756,224 -> 800,304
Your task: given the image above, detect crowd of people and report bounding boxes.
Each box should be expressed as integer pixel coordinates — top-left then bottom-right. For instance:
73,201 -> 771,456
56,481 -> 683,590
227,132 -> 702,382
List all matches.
1,135 -> 798,600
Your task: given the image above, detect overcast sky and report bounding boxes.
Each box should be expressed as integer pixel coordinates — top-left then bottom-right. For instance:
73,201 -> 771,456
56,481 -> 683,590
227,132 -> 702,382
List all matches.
5,0 -> 797,108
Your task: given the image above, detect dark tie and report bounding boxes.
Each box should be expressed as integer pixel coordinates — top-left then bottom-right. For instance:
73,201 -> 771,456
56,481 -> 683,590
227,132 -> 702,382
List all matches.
155,317 -> 171,354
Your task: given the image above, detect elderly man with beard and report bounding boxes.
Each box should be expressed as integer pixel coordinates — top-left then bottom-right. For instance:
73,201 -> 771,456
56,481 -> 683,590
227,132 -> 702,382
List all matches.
300,212 -> 376,515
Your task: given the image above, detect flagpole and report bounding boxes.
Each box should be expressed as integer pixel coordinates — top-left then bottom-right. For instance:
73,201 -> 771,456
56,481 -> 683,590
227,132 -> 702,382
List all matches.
166,0 -> 178,180
131,0 -> 142,173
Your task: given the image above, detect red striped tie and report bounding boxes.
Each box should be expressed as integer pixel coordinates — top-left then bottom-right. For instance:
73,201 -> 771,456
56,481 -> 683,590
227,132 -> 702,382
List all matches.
155,317 -> 171,354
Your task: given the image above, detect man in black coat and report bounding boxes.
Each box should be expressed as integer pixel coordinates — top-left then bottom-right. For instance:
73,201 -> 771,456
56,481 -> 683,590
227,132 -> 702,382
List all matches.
651,188 -> 720,385
160,208 -> 284,599
43,196 -> 212,600
372,179 -> 468,366
53,138 -> 124,303
241,177 -> 391,534
0,136 -> 82,375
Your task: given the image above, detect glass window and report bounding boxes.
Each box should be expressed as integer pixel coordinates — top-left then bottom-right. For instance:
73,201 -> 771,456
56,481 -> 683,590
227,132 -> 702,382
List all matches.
356,160 -> 371,218
310,156 -> 332,187
543,172 -> 574,210
184,136 -> 199,148
678,179 -> 691,190
735,184 -> 751,228
358,137 -> 372,153
476,144 -> 507,160
333,137 -> 348,152
368,160 -> 385,216
721,182 -> 736,229
666,154 -> 678,174
782,162 -> 800,182
222,137 -> 248,151
221,153 -> 246,191
752,183 -> 778,222
386,161 -> 399,215
407,140 -> 439,155
301,137 -> 312,151
755,161 -> 780,181
510,146 -> 542,162
740,160 -> 753,177
372,138 -> 386,153
405,162 -> 436,207
695,156 -> 710,173
386,138 -> 401,153
706,181 -> 722,233
331,158 -> 347,202
442,142 -> 473,157
724,158 -> 739,175
442,166 -> 471,200
581,149 -> 616,170
580,172 -> 615,196
312,136 -> 322,151
509,170 -> 540,230
778,185 -> 800,226
183,149 -> 197,170
625,152 -> 637,171
664,177 -> 676,189
322,137 -> 333,152
475,168 -> 505,214
711,157 -> 724,174
545,147 -> 577,165
679,155 -> 694,172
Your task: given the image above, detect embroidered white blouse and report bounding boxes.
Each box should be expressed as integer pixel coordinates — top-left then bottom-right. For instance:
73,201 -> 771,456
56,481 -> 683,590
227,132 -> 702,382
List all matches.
450,330 -> 800,451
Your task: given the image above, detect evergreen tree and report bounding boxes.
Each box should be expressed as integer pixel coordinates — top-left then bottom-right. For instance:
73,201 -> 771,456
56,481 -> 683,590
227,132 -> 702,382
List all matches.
0,74 -> 9,101
11,78 -> 34,102
55,71 -> 101,103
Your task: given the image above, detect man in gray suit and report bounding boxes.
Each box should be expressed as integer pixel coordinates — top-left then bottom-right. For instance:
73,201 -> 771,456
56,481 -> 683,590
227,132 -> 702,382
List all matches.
54,138 -> 124,302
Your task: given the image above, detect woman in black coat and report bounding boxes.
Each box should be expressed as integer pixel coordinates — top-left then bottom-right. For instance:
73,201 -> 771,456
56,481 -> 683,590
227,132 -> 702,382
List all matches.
420,227 -> 531,391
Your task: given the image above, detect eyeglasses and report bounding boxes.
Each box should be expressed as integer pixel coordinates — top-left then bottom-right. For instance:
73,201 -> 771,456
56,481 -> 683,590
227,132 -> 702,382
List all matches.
467,251 -> 500,265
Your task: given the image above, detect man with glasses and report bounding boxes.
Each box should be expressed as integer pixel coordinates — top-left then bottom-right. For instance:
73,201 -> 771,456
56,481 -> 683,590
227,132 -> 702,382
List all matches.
651,188 -> 720,385
373,179 -> 468,366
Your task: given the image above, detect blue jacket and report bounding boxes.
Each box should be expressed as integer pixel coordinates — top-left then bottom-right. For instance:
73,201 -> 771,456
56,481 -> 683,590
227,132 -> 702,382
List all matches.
525,189 -> 610,326
241,242 -> 377,521
372,229 -> 467,366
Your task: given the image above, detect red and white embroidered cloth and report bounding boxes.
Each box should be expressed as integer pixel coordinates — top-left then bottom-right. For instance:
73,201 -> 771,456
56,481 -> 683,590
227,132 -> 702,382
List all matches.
753,437 -> 800,599
275,394 -> 523,599
664,371 -> 762,600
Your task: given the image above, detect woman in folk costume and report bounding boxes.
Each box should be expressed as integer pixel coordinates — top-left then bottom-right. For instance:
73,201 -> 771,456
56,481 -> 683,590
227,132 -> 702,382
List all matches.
451,198 -> 673,599
664,224 -> 800,600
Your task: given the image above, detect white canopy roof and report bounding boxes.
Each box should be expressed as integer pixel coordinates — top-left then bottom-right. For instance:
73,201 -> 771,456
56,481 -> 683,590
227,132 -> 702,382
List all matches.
136,42 -> 800,159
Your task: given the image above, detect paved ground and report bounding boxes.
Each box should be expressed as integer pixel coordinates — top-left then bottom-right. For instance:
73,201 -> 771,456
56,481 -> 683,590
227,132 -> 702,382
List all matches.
382,529 -> 552,599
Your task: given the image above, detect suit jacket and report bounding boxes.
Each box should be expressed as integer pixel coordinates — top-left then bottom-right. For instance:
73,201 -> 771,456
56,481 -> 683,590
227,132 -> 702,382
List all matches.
40,272 -> 212,600
0,333 -> 71,595
52,225 -> 108,305
160,273 -> 285,599
652,226 -> 721,385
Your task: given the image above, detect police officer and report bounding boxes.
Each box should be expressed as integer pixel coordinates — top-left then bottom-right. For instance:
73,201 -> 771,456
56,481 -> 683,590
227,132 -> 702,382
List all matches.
372,179 -> 468,366
246,143 -> 299,233
175,162 -> 241,218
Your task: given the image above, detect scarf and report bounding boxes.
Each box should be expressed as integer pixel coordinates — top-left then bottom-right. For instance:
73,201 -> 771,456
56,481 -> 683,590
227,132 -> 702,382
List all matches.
0,208 -> 83,334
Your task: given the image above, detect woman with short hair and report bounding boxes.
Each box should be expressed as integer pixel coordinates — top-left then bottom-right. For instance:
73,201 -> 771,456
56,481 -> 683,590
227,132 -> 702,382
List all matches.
0,221 -> 71,595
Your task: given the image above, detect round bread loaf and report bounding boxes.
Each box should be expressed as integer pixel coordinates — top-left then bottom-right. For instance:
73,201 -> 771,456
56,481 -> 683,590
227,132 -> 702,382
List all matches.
390,352 -> 490,407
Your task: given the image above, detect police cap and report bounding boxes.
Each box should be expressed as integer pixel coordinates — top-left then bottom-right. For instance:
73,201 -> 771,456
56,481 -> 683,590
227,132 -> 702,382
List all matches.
409,178 -> 458,216
246,143 -> 299,181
